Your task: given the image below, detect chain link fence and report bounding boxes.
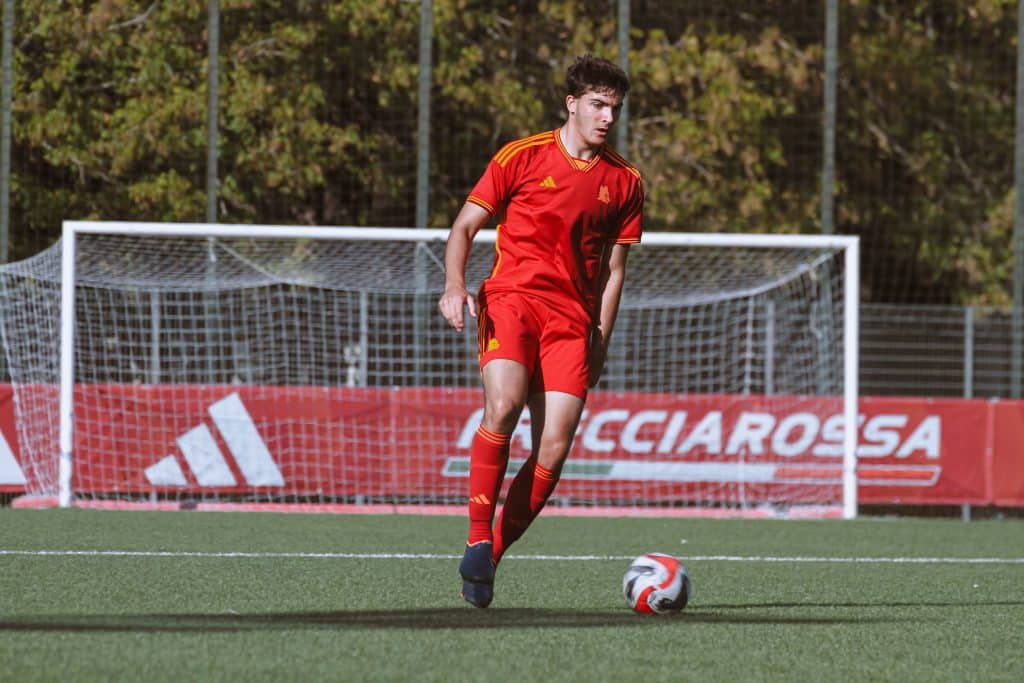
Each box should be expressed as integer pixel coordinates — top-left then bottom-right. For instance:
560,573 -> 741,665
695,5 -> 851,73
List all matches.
0,1 -> 1022,398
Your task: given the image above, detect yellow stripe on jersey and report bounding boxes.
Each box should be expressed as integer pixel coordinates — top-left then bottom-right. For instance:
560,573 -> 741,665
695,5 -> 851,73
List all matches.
490,224 -> 504,277
602,146 -> 642,181
467,195 -> 495,215
494,135 -> 551,168
494,131 -> 554,168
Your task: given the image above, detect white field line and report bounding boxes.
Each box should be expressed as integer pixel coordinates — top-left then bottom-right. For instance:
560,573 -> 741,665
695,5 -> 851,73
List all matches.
0,549 -> 1022,564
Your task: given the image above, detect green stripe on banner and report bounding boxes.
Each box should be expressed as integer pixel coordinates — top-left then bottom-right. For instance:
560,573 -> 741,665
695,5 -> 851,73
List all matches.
442,457 -> 614,478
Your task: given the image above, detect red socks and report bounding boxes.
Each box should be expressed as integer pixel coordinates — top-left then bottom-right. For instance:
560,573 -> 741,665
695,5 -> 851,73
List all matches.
492,456 -> 560,563
466,426 -> 511,545
465,426 -> 562,561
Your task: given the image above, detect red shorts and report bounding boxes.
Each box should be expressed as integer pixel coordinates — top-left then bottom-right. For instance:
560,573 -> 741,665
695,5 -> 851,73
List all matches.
477,291 -> 591,398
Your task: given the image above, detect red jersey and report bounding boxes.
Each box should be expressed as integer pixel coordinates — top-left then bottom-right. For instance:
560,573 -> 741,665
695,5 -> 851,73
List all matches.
467,129 -> 643,321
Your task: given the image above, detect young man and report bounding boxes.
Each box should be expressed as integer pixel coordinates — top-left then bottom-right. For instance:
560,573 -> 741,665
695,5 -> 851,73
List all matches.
438,54 -> 643,608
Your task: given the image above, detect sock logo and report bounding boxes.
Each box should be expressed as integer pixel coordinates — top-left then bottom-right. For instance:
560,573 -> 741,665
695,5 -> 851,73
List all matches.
469,493 -> 491,505
144,393 -> 284,487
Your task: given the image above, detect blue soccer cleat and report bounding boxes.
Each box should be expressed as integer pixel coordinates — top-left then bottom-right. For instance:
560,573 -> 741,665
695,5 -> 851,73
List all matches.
459,541 -> 496,608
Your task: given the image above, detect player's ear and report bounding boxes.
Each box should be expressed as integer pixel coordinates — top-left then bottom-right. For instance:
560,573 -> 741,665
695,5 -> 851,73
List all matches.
566,94 -> 576,116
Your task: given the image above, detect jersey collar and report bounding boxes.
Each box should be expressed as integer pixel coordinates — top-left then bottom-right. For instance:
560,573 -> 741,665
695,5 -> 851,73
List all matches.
553,128 -> 603,173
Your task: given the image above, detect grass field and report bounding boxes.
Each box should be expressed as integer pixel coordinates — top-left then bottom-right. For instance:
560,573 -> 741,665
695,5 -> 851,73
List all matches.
1,509 -> 1022,681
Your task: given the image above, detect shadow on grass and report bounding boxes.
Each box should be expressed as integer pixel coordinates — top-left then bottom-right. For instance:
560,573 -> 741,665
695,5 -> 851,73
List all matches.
704,600 -> 1024,609
0,607 -> 903,633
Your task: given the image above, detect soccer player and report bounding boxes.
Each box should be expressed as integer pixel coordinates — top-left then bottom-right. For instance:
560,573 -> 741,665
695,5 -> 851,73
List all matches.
438,54 -> 643,608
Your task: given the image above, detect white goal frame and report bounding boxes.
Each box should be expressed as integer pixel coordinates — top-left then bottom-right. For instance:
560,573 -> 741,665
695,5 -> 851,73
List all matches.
57,220 -> 860,517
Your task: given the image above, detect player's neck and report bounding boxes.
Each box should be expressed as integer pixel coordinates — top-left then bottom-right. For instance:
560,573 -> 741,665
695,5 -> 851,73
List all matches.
559,124 -> 601,162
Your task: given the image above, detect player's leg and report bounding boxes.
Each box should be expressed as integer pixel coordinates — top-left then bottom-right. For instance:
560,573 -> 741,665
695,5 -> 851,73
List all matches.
467,358 -> 529,545
460,294 -> 538,607
460,360 -> 531,608
493,390 -> 585,564
492,302 -> 590,564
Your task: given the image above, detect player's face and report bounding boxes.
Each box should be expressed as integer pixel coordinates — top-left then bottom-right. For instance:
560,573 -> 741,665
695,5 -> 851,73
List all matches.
567,89 -> 623,148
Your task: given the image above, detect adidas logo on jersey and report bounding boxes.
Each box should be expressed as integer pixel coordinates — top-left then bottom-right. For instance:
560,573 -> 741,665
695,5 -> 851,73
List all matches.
144,393 -> 284,488
539,175 -> 557,188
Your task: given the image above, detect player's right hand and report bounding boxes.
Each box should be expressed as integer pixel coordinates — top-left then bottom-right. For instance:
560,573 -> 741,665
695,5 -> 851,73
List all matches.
438,285 -> 477,331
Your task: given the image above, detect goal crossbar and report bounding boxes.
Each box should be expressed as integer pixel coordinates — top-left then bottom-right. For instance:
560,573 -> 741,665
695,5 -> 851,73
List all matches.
64,220 -> 857,250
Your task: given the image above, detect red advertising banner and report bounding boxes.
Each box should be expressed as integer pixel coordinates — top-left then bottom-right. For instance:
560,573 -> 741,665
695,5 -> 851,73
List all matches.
856,397 -> 991,505
992,401 -> 1024,507
0,384 -> 1021,506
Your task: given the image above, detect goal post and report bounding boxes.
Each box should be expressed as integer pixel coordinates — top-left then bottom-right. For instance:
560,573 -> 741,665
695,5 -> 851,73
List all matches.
2,220 -> 859,517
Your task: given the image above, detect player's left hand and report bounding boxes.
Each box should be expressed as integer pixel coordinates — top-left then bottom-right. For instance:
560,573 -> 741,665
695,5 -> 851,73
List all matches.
438,284 -> 477,332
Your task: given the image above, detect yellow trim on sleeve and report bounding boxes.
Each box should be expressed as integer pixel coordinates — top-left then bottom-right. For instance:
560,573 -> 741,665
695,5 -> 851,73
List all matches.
494,131 -> 555,168
467,195 -> 496,215
603,147 -> 642,181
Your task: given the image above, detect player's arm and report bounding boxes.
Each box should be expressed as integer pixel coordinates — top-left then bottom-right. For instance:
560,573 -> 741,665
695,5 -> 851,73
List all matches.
438,201 -> 492,331
589,242 -> 630,387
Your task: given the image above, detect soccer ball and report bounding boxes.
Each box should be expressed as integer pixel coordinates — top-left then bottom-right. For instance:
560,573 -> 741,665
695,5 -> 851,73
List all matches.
622,552 -> 691,614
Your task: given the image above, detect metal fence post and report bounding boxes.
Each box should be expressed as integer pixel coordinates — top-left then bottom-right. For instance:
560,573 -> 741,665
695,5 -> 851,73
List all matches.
1,0 -> 14,264
416,0 -> 431,229
1013,0 -> 1024,398
821,0 -> 838,235
617,0 -> 630,153
963,305 -> 974,399
206,0 -> 219,222
413,0 -> 433,385
205,0 -> 221,382
765,300 -> 775,395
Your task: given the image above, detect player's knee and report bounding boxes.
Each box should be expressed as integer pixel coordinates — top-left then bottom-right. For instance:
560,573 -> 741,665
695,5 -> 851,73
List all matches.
482,395 -> 525,431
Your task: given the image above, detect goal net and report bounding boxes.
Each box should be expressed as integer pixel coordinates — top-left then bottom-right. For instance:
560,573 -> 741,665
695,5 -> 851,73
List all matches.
0,222 -> 858,516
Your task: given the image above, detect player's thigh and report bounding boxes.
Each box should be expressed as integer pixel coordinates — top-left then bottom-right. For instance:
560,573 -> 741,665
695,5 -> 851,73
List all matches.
527,390 -> 586,470
480,358 -> 531,431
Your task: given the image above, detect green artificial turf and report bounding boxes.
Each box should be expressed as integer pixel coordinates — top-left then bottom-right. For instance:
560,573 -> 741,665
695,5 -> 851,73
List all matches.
1,509 -> 1022,681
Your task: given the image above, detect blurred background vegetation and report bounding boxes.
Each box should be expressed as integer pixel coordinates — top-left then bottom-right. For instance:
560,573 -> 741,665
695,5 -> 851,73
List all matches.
2,0 -> 1019,306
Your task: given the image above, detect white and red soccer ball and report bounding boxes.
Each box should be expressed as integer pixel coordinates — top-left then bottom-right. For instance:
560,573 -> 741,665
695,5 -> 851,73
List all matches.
622,552 -> 691,614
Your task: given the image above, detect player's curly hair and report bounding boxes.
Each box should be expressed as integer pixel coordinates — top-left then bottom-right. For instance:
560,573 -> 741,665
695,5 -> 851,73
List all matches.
566,54 -> 630,99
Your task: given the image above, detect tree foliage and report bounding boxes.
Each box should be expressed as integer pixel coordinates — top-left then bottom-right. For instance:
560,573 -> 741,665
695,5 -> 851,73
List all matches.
5,0 -> 1019,304
839,0 -> 1016,304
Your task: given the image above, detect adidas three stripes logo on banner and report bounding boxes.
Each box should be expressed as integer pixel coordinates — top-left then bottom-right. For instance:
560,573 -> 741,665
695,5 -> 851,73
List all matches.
144,393 -> 284,487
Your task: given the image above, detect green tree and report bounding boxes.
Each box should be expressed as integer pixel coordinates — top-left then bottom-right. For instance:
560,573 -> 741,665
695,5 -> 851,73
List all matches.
838,0 -> 1016,304
12,2 -> 208,256
5,0 -> 1021,308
